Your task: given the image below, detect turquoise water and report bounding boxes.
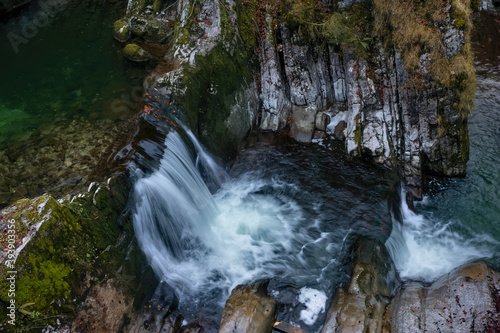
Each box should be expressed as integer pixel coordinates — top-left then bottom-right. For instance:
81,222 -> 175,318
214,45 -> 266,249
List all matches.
0,0 -> 144,147
385,13 -> 500,281
417,14 -> 500,269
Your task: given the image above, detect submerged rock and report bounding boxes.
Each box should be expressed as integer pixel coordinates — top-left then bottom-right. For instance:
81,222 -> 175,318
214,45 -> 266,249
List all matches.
218,280 -> 278,333
124,43 -> 153,62
0,118 -> 121,208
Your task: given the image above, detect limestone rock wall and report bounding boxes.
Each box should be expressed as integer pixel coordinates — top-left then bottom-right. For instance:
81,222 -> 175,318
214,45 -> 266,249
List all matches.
255,20 -> 468,195
146,0 -> 472,190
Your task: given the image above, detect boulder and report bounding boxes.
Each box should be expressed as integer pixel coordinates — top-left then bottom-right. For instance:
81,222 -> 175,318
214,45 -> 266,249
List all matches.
321,238 -> 396,333
218,280 -> 278,333
113,19 -> 131,42
71,278 -> 131,333
389,261 -> 500,333
129,16 -> 169,43
333,121 -> 347,139
315,112 -> 331,132
123,43 -> 153,62
290,106 -> 317,143
321,238 -> 500,333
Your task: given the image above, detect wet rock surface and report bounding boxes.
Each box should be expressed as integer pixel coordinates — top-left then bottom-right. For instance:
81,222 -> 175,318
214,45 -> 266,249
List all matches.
390,261 -> 500,333
321,238 -> 500,333
321,238 -> 396,333
71,278 -> 132,333
218,280 -> 278,333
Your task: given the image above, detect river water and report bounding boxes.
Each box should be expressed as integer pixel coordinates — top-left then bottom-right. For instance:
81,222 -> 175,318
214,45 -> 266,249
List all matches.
132,128 -> 395,331
132,14 -> 500,332
0,0 -> 149,204
1,2 -> 500,332
0,0 -> 139,145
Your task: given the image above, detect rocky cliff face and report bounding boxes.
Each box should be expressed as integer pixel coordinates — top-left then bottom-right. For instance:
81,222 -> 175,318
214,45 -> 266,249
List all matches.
145,0 -> 474,196
253,1 -> 473,197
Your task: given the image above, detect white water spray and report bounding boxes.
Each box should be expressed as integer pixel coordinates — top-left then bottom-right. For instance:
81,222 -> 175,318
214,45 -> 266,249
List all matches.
386,187 -> 495,282
132,130 -> 311,304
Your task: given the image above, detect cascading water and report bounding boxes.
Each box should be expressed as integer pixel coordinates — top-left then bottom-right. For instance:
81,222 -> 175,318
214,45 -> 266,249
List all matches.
131,125 -> 394,330
385,187 -> 496,282
132,129 -> 313,304
385,21 -> 500,283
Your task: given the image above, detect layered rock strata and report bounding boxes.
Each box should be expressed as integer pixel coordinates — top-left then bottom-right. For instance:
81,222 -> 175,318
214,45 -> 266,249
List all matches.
147,0 -> 474,195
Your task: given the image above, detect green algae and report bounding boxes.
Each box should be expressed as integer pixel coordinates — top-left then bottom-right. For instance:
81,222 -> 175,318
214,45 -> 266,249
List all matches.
234,0 -> 258,56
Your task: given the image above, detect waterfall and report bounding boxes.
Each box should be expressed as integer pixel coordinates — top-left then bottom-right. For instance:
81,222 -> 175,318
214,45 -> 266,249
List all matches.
385,186 -> 496,282
131,128 -> 309,305
132,130 -> 219,291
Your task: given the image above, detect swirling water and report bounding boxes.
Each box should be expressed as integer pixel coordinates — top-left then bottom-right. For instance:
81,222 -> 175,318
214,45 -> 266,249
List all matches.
132,16 -> 500,330
132,130 -> 394,331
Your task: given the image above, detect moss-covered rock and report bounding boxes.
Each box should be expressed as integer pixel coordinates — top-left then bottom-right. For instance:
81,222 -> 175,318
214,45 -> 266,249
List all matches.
153,0 -> 162,11
113,19 -> 131,42
0,175 -> 156,331
176,43 -> 255,159
123,43 -> 153,62
129,16 -> 169,43
126,0 -> 150,16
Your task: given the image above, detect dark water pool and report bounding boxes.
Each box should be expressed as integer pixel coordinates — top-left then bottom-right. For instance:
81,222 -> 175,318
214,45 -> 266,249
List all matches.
0,0 -> 148,204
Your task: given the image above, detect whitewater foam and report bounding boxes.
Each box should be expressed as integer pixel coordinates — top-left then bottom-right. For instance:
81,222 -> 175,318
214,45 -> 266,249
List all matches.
298,287 -> 328,326
386,188 -> 495,282
132,130 -> 312,304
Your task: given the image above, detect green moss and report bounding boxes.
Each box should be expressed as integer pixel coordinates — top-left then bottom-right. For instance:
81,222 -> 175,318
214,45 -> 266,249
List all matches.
235,0 -> 258,55
451,8 -> 466,29
322,4 -> 374,59
153,0 -> 162,11
177,43 -> 252,159
0,176 -> 155,330
280,0 -> 328,30
113,19 -> 131,42
125,43 -> 140,54
173,0 -> 202,48
353,112 -> 363,154
128,0 -> 151,15
123,43 -> 153,62
470,0 -> 480,10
